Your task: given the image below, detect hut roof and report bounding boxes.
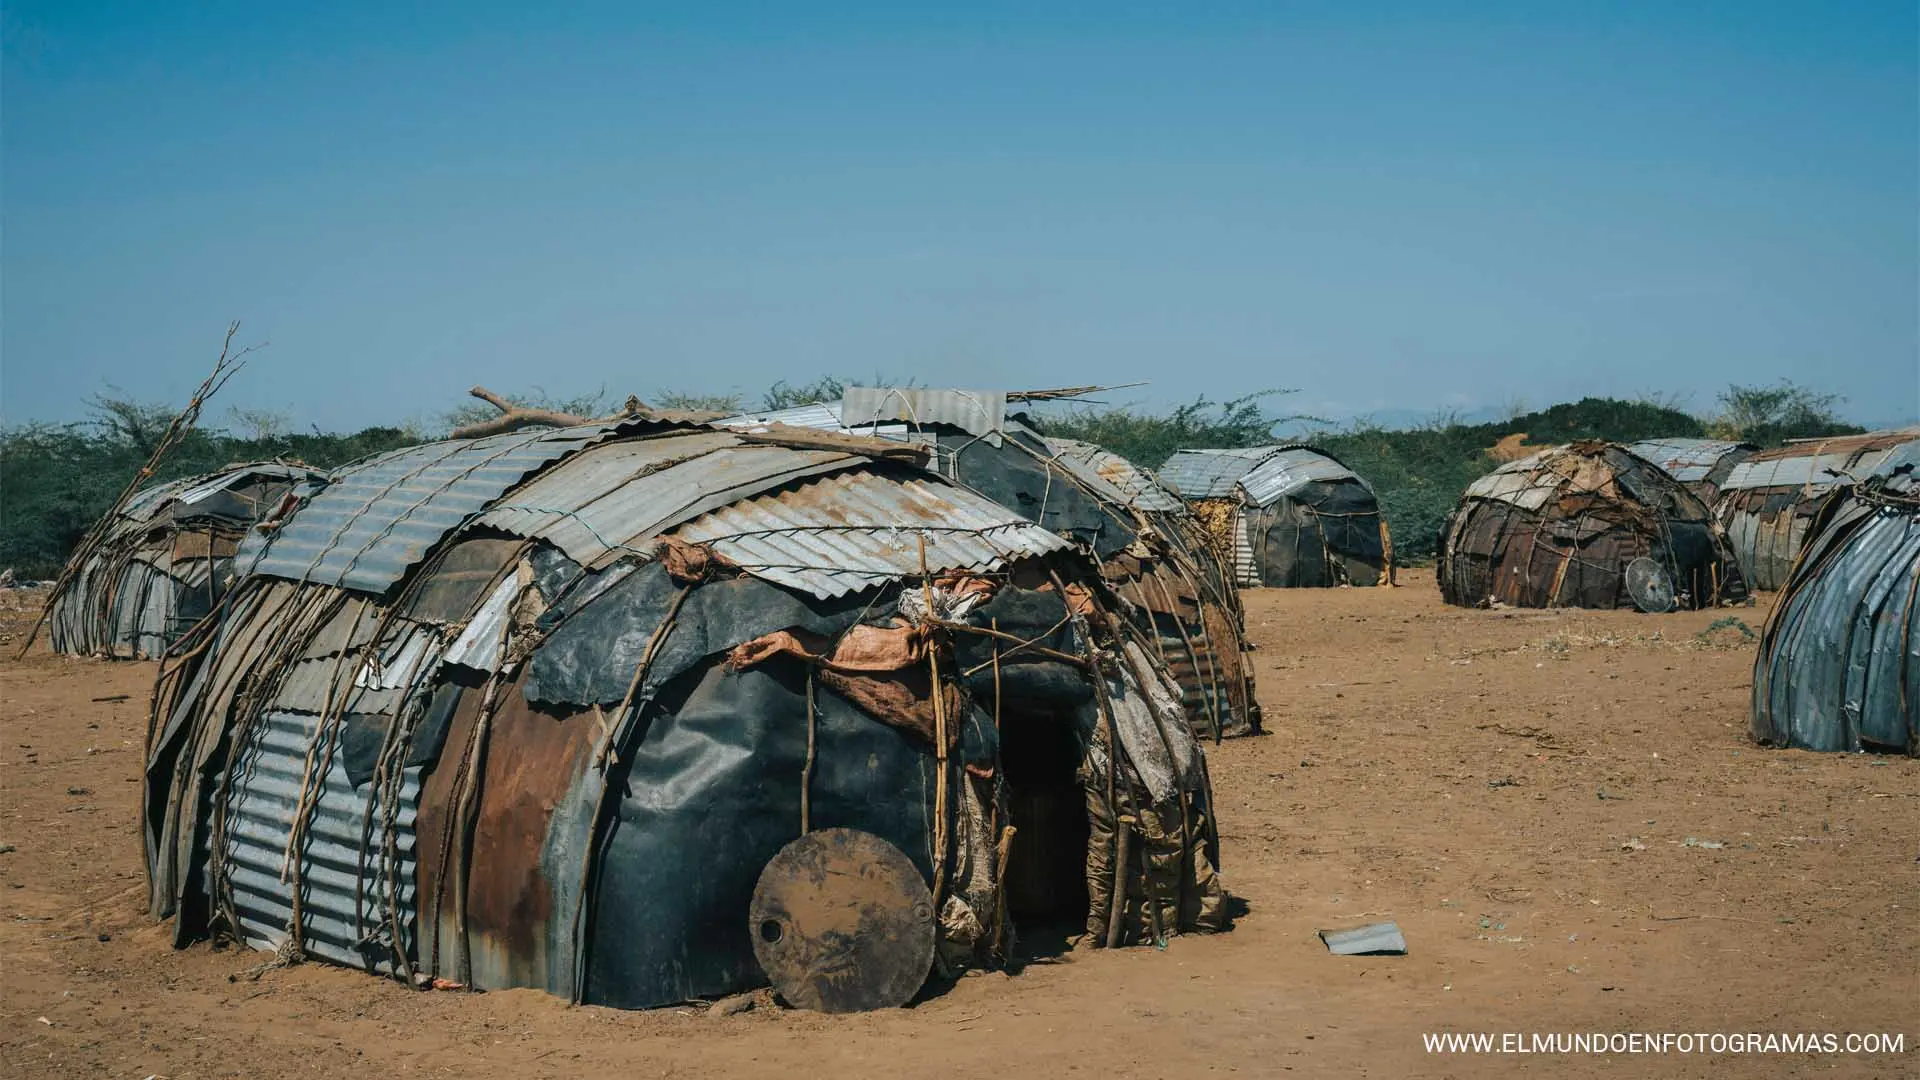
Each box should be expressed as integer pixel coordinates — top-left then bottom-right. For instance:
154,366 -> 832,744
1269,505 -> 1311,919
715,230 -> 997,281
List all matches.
1158,445 -> 1363,502
1460,441 -> 1701,516
235,425 -> 1069,601
1625,438 -> 1756,483
122,461 -> 325,526
1720,428 -> 1919,495
1042,438 -> 1185,513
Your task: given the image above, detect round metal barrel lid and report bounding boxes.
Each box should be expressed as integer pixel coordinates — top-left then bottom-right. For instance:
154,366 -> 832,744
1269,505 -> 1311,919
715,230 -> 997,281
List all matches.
748,828 -> 936,1013
1625,556 -> 1676,613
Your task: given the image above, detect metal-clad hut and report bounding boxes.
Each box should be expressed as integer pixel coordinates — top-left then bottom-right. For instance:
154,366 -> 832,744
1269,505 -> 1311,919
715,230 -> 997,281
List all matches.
1438,441 -> 1747,610
1752,453 -> 1919,753
1714,429 -> 1920,591
715,389 -> 1258,738
48,462 -> 325,659
1158,445 -> 1391,589
144,419 -> 1226,1013
1625,438 -> 1757,505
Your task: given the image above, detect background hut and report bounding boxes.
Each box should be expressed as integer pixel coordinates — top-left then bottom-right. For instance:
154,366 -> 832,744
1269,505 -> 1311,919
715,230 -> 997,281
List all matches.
1714,428 -> 1920,590
717,389 -> 1259,738
1158,445 -> 1391,589
1752,453 -> 1918,753
48,461 -> 323,658
1625,437 -> 1757,505
145,420 -> 1226,1012
1438,441 -> 1746,610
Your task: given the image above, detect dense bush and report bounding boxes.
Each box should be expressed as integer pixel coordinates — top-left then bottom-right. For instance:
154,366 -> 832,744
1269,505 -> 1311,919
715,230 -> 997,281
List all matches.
0,380 -> 1864,579
1,404 -> 418,579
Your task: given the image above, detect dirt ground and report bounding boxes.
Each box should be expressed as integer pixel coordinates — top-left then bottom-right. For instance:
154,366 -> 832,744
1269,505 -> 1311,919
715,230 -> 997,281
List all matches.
2,570 -> 1914,1079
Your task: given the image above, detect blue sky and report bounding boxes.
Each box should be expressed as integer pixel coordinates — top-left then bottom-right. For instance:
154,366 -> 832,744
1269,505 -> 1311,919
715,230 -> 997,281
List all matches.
4,2 -> 1916,432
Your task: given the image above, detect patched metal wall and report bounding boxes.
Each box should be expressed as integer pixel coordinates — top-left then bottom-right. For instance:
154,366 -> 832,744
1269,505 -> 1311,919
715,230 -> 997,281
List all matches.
1753,485 -> 1919,754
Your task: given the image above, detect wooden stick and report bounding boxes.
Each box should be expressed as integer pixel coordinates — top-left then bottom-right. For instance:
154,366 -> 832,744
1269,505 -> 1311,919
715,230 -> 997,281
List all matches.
1106,816 -> 1132,949
921,535 -> 951,908
449,386 -> 594,440
20,322 -> 260,657
801,669 -> 816,834
991,824 -> 1016,959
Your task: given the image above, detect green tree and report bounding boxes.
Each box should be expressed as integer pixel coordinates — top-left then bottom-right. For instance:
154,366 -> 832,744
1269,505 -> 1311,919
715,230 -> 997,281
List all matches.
1707,380 -> 1864,446
1032,391 -> 1316,469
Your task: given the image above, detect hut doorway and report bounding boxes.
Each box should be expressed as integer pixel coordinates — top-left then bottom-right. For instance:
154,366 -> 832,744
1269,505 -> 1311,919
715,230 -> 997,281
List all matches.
997,704 -> 1091,944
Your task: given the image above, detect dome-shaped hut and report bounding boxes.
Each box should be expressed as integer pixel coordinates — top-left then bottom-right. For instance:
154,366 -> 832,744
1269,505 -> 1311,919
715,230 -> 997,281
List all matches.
1714,428 -> 1920,591
1752,451 -> 1919,753
1158,446 -> 1391,589
1438,441 -> 1747,610
716,389 -> 1259,738
144,419 -> 1227,1012
48,461 -> 325,659
1625,438 -> 1757,505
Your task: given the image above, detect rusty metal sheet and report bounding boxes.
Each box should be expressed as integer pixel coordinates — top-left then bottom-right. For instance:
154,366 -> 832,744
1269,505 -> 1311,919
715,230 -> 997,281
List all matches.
415,667 -> 599,996
1722,428 -> 1920,493
1043,438 -> 1185,513
748,829 -> 936,1013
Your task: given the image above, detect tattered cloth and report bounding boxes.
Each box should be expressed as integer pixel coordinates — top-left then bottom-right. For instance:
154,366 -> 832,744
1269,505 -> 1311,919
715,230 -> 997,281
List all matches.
726,622 -> 964,749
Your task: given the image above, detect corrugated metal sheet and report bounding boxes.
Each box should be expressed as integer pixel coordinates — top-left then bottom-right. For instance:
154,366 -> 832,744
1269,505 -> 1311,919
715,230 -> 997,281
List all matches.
1462,451 -> 1560,510
1722,430 -> 1920,493
1237,448 -> 1368,506
1626,438 -> 1754,483
1230,510 -> 1258,588
713,401 -> 913,437
841,387 -> 1006,436
479,433 -> 861,568
123,476 -> 203,522
222,710 -> 422,972
672,470 -> 1073,598
237,425 -> 620,594
1159,447 -> 1290,500
174,463 -> 321,507
1044,438 -> 1185,513
441,574 -> 519,672
1754,489 -> 1920,753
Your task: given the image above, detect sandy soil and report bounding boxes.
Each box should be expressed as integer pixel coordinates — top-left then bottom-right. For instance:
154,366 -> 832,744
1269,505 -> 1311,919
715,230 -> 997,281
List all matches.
2,571 -> 1914,1079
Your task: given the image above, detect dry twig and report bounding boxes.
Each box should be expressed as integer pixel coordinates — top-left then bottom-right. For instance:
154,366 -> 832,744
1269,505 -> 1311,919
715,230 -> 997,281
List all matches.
20,323 -> 263,657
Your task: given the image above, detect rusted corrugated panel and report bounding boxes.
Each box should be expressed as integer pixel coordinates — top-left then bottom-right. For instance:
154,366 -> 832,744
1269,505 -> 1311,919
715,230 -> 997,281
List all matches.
237,424 -> 620,594
222,710 -> 422,972
1044,438 -> 1185,513
1237,448 -> 1367,506
673,469 -> 1073,598
479,434 -> 861,568
841,387 -> 1006,436
1722,429 -> 1920,493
